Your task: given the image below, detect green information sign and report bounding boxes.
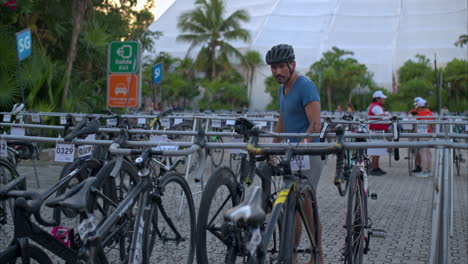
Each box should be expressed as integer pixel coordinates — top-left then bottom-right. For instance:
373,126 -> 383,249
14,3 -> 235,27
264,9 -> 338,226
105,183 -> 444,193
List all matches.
109,41 -> 140,73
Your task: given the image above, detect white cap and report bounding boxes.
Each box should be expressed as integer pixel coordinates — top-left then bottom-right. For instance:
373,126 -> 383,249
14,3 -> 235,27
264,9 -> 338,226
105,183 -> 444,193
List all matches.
414,97 -> 423,103
416,99 -> 427,107
372,90 -> 387,99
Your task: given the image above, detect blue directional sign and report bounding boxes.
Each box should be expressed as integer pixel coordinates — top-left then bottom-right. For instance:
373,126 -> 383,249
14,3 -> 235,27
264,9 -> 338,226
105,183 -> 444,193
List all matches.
16,28 -> 32,61
152,63 -> 163,84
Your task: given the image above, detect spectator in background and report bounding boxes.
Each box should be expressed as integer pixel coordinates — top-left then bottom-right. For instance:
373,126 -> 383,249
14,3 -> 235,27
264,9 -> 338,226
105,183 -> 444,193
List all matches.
413,99 -> 434,178
367,91 -> 389,176
346,103 -> 354,113
336,105 -> 343,112
172,100 -> 182,111
408,97 -> 423,174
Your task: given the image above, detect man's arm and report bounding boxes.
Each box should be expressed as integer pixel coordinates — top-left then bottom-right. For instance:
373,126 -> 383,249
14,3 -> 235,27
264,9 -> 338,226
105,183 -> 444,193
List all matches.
273,113 -> 284,143
303,101 -> 321,143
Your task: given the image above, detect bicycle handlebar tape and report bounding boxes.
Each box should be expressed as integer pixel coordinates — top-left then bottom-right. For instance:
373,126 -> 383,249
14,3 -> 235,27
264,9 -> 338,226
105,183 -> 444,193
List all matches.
64,118 -> 88,141
334,150 -> 345,186
246,144 -> 263,155
78,119 -> 100,138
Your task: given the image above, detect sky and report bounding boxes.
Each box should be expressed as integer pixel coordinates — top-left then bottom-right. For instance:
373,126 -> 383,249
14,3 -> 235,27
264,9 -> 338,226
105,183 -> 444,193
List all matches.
135,0 -> 175,21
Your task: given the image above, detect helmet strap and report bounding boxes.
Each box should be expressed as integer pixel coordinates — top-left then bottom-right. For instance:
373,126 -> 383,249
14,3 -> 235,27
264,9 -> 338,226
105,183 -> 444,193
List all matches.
284,62 -> 294,85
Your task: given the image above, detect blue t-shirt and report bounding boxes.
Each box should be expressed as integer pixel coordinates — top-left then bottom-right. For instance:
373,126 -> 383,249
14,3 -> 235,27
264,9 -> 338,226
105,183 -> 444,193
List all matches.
279,76 -> 320,142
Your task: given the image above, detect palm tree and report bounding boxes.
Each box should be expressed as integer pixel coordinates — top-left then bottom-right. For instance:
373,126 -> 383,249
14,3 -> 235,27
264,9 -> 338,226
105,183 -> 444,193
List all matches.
243,50 -> 263,107
454,34 -> 468,47
177,0 -> 250,80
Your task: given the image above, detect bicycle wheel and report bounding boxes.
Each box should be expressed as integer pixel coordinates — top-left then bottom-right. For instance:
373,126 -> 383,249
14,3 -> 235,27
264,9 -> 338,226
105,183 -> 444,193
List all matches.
210,136 -> 225,168
279,180 -> 320,264
196,167 -> 241,264
143,171 -> 196,264
87,159 -> 139,262
344,167 -> 365,264
0,244 -> 52,264
53,159 -> 102,225
170,123 -> 200,174
0,159 -> 22,251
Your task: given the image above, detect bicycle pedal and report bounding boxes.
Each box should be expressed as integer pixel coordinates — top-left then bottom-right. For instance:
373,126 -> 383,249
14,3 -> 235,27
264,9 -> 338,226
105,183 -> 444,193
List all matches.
370,228 -> 387,238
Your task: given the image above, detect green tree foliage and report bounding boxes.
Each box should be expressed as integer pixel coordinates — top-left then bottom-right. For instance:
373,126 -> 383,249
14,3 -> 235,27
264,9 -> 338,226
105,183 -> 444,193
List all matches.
306,47 -> 377,111
142,53 -> 200,109
442,59 -> 468,112
0,1 -> 160,112
198,70 -> 248,110
454,34 -> 468,47
243,50 -> 263,106
264,76 -> 280,111
384,54 -> 436,112
177,0 -> 250,79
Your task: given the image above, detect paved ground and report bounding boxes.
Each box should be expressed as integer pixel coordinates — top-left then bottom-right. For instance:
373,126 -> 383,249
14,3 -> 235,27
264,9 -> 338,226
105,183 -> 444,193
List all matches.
2,146 -> 467,264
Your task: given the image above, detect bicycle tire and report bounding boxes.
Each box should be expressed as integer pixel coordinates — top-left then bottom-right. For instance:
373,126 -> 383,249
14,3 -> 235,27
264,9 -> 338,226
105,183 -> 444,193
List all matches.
210,136 -> 225,168
0,159 -> 22,251
143,171 -> 196,264
196,167 -> 241,264
278,179 -> 320,264
53,159 -> 102,225
88,159 -> 139,262
0,244 -> 52,264
170,123 -> 200,174
344,167 -> 365,264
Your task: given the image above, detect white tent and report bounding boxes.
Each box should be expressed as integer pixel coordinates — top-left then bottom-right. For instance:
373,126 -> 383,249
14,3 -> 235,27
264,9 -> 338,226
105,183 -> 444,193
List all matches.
147,0 -> 468,110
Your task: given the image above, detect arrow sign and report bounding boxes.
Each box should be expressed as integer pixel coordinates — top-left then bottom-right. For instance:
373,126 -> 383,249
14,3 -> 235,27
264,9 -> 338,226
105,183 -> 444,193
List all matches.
16,28 -> 32,61
152,63 -> 163,84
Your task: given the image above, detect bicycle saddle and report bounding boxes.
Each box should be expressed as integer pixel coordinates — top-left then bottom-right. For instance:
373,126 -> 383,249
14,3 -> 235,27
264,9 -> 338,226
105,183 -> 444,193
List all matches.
46,177 -> 96,211
224,186 -> 266,224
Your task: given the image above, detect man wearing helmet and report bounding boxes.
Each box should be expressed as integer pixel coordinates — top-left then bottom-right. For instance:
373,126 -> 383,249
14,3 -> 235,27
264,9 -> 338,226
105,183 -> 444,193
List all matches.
266,44 -> 324,264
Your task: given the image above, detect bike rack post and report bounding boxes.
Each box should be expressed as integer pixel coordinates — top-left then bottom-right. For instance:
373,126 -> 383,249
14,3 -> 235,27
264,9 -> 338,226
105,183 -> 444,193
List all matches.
429,146 -> 442,264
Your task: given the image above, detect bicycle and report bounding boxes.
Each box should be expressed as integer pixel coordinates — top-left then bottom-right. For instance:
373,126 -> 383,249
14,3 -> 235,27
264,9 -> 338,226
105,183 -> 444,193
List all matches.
223,123 -> 346,263
196,117 -> 345,263
333,116 -> 399,264
0,128 -> 201,263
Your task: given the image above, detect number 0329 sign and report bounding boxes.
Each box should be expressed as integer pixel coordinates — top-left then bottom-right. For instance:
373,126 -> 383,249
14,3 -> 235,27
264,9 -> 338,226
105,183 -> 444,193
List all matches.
55,143 -> 75,162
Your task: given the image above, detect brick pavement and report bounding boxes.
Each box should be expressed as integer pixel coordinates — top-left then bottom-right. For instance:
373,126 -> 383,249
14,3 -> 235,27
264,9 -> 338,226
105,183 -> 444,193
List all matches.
5,147 -> 468,263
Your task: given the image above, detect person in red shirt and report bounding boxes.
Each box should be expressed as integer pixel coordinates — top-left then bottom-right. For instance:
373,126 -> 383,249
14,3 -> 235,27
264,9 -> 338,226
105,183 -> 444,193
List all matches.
413,99 -> 434,177
408,97 -> 423,173
367,91 -> 389,176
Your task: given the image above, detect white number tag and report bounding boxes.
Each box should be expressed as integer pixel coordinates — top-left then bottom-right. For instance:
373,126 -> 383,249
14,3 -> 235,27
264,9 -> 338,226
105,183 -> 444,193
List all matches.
75,116 -> 83,122
150,135 -> 178,151
78,214 -> 97,238
16,115 -> 23,121
55,143 -> 75,162
212,119 -> 222,128
60,116 -> 67,125
107,118 -> 117,127
160,119 -> 170,128
3,114 -> 11,122
137,118 -> 146,125
78,134 -> 95,159
10,127 -> 25,136
174,118 -> 183,125
255,121 -> 267,128
0,139 -> 7,157
416,124 -> 429,133
290,155 -> 310,171
226,120 -> 235,126
32,114 -> 40,123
